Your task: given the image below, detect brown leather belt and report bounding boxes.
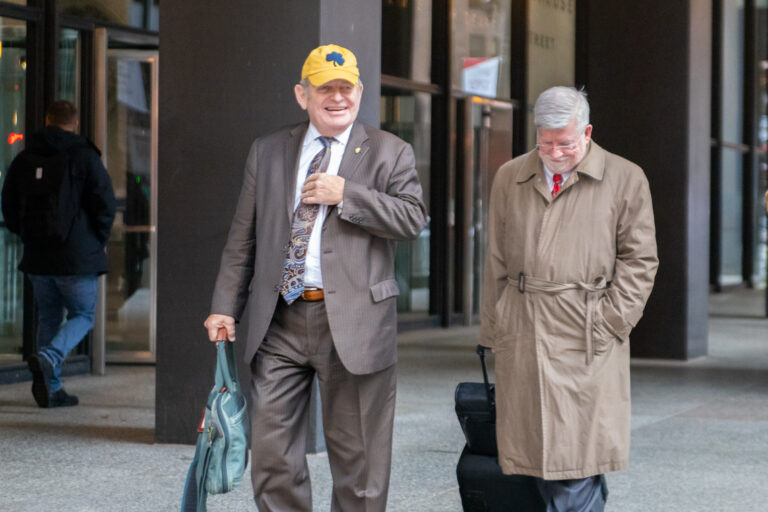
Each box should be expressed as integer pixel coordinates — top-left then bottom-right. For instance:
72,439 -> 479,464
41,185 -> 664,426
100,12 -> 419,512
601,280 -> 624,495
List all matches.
300,288 -> 324,301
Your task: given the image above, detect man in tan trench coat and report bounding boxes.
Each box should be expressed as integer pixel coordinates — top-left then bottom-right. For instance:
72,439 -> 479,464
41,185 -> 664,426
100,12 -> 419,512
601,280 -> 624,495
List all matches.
481,86 -> 658,511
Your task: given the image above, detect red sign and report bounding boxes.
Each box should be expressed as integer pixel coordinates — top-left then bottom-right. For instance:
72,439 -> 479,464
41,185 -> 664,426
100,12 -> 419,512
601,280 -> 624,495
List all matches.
8,133 -> 23,145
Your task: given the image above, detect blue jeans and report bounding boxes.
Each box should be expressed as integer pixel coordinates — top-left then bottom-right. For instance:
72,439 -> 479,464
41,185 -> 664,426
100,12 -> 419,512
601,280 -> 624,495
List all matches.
29,274 -> 99,393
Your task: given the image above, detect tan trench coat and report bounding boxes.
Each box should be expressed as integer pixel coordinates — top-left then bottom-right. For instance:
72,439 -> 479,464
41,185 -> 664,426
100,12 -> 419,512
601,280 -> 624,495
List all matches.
480,141 -> 658,480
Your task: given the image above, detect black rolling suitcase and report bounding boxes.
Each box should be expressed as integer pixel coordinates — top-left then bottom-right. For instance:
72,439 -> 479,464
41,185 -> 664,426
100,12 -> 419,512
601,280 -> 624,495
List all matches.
454,345 -> 497,456
457,446 -> 545,512
455,345 -> 545,512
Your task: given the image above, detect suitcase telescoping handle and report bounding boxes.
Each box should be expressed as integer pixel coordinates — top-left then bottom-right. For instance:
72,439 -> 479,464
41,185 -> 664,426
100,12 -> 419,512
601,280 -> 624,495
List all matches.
476,345 -> 495,418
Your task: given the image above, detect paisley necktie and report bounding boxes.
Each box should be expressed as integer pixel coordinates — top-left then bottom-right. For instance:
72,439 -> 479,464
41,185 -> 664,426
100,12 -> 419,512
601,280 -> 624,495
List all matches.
279,136 -> 334,304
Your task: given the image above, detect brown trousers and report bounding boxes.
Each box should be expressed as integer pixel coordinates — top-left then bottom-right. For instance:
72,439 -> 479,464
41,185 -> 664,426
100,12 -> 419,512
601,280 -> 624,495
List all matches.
250,298 -> 397,512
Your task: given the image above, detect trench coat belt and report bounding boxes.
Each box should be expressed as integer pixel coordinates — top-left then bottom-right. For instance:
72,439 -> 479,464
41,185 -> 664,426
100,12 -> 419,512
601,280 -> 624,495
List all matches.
507,274 -> 609,365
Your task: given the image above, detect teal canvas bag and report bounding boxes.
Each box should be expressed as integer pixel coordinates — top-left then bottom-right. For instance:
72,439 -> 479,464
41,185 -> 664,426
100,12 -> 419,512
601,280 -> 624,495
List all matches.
181,333 -> 249,511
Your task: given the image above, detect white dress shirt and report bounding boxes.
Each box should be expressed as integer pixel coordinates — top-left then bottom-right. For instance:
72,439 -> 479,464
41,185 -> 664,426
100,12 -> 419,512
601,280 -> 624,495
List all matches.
292,123 -> 353,288
543,166 -> 573,194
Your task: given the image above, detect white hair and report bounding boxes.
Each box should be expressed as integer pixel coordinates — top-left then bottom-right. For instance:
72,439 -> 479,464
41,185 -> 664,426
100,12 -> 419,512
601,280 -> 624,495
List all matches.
533,86 -> 590,132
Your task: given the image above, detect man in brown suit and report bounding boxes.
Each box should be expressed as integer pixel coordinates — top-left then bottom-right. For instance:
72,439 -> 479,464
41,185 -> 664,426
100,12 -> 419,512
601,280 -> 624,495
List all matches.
482,86 -> 658,511
204,44 -> 427,511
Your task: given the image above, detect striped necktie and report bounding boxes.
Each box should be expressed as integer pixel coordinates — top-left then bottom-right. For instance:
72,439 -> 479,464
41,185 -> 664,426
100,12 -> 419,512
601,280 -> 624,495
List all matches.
279,136 -> 334,304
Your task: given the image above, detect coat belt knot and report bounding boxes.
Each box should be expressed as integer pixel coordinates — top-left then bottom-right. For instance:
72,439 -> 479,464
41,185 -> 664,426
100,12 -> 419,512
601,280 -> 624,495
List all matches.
507,274 -> 609,365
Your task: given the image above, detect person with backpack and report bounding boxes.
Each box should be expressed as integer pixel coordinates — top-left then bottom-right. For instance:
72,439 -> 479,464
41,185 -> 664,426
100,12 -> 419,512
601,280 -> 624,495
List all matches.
1,100 -> 116,408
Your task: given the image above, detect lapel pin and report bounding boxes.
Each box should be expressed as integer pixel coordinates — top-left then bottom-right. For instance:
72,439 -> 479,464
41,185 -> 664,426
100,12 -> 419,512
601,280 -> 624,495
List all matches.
355,147 -> 361,154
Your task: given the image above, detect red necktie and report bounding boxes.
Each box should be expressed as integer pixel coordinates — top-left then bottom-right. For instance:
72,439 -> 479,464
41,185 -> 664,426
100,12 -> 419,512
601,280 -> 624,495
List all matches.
552,173 -> 563,199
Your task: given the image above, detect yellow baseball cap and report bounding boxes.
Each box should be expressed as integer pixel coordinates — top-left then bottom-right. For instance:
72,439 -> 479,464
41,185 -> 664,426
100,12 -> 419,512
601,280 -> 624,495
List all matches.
301,44 -> 359,86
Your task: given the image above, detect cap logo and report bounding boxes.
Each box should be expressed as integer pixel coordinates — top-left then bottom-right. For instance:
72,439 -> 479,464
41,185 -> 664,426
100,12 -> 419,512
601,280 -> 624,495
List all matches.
326,52 -> 345,67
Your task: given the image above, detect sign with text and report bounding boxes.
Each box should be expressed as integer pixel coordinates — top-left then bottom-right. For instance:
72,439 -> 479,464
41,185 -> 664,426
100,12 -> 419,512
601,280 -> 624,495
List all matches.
462,56 -> 501,98
527,0 -> 576,144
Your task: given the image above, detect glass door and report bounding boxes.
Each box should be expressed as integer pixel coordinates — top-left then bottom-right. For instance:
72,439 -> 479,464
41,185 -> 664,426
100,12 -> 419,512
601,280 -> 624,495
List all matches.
381,89 -> 433,320
94,29 -> 158,364
457,97 -> 514,325
0,17 -> 27,368
709,0 -> 767,317
58,28 -> 81,107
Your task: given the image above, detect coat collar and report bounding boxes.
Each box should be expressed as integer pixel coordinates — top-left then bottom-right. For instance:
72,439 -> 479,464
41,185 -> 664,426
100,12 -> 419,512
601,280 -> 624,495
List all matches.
514,141 -> 607,203
573,140 -> 606,181
516,140 -> 607,196
515,140 -> 607,183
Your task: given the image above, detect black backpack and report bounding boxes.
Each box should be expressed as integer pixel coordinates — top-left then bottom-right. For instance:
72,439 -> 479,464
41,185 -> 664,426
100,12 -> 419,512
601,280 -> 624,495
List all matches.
15,147 -> 84,246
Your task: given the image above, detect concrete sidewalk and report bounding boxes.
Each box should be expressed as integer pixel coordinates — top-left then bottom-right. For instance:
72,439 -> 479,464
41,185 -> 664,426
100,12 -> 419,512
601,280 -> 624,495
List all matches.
1,317 -> 767,511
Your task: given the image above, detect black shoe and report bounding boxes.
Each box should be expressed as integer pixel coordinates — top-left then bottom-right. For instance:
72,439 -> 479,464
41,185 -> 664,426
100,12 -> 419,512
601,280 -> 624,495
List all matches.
28,354 -> 53,408
49,388 -> 79,408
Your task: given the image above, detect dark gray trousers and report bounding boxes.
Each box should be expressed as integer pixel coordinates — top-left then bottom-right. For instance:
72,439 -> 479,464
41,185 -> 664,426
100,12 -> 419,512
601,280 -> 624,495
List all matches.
535,475 -> 608,512
250,299 -> 397,512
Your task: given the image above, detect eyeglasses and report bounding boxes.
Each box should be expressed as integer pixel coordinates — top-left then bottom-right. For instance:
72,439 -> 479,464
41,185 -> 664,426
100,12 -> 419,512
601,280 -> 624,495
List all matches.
535,135 -> 584,154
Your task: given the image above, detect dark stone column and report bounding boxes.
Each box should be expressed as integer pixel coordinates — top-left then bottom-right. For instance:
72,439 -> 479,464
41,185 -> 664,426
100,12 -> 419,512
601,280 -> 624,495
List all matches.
580,1 -> 711,358
157,0 -> 381,443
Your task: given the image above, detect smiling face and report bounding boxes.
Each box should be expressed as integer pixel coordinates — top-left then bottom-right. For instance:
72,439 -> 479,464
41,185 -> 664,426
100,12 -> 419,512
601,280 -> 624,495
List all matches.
294,79 -> 363,137
536,118 -> 593,174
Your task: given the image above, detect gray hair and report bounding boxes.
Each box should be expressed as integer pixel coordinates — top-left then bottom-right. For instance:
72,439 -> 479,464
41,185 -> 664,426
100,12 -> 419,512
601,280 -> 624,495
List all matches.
533,86 -> 590,132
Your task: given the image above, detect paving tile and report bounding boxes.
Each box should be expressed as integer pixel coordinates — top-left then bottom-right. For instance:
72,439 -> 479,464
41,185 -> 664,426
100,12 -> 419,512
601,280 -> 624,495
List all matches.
0,318 -> 766,511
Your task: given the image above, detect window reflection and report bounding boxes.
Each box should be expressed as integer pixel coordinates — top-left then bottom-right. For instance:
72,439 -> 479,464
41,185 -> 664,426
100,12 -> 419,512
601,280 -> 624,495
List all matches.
59,29 -> 81,107
382,0 -> 432,82
0,18 -> 27,364
381,90 -> 431,314
753,0 -> 766,289
453,0 -> 511,98
719,0 -> 745,285
59,0 -> 159,31
105,56 -> 154,354
527,0 -> 576,146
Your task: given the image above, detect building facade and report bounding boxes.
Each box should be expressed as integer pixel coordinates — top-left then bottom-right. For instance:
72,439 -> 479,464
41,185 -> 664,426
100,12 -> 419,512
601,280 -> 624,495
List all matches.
0,0 -> 765,443
0,0 -> 158,382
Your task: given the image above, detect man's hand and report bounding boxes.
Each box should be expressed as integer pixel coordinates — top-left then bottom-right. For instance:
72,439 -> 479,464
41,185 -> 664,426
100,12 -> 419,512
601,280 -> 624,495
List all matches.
204,314 -> 236,342
301,174 -> 345,205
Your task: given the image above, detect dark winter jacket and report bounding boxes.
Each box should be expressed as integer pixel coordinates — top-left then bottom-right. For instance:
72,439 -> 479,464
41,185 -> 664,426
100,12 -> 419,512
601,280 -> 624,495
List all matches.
1,126 -> 116,275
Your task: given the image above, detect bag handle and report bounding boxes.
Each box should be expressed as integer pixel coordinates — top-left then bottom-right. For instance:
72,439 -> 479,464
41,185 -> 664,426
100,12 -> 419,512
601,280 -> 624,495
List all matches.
476,345 -> 495,419
215,327 -> 239,392
182,329 -> 239,512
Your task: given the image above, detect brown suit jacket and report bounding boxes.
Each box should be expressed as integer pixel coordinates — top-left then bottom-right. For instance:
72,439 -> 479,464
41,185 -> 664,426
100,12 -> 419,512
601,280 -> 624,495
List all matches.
210,121 -> 427,374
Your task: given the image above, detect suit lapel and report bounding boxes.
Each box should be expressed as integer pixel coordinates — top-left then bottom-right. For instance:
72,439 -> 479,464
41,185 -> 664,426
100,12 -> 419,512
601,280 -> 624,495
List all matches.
338,123 -> 369,181
284,123 -> 308,220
